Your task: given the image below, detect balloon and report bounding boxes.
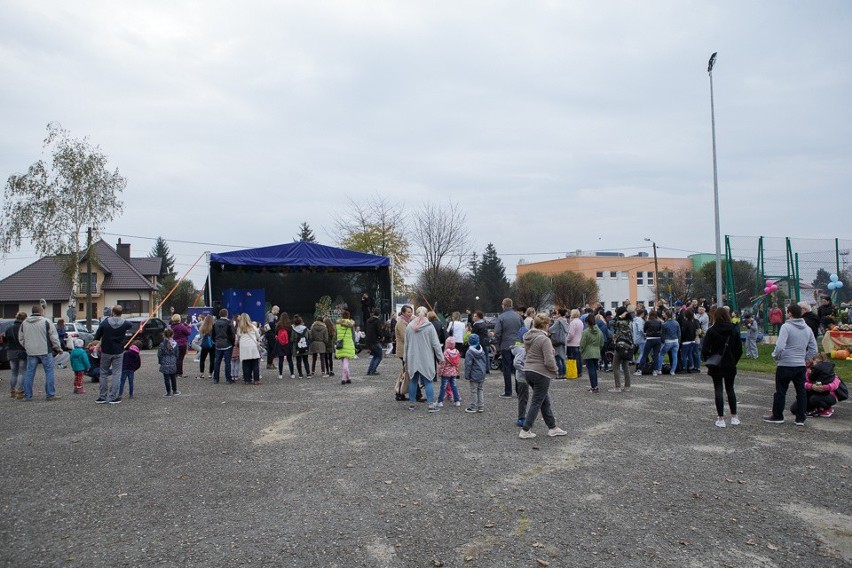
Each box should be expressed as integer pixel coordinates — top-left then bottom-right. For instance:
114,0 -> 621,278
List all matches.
764,287 -> 771,294
828,282 -> 836,290
837,281 -> 844,289
765,279 -> 773,287
770,284 -> 779,292
830,273 -> 839,282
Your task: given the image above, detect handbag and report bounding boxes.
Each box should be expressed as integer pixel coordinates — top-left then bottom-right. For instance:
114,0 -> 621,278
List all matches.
705,334 -> 729,367
394,364 -> 410,400
564,358 -> 578,379
335,327 -> 346,350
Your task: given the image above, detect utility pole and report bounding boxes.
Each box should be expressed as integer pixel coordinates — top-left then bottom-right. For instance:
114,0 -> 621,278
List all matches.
86,226 -> 93,332
708,52 -> 724,307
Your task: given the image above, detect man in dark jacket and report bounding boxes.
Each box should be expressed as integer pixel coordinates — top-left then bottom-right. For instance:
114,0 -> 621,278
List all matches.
211,308 -> 236,384
365,308 -> 385,376
93,305 -> 132,404
471,311 -> 492,374
493,298 -> 524,398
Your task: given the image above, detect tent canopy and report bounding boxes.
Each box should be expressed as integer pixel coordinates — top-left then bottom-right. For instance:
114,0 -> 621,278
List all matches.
210,242 -> 389,269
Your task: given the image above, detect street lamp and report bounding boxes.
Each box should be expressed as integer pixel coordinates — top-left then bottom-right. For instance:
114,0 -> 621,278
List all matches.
708,52 -> 724,307
645,238 -> 659,305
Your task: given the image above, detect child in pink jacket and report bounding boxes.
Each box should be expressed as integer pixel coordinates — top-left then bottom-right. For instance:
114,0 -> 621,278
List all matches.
437,337 -> 461,407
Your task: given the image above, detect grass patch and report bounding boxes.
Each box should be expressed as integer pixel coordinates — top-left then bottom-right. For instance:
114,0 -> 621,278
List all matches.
735,343 -> 852,377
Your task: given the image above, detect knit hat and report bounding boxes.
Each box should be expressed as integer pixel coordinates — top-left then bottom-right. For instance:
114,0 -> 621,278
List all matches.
445,336 -> 456,349
467,333 -> 480,347
73,338 -> 84,348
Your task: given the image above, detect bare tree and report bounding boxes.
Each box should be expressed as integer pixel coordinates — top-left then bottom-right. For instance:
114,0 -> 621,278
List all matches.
410,201 -> 470,274
334,195 -> 410,295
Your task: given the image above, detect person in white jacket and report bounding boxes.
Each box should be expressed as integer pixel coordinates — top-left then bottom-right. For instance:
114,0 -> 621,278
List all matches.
19,305 -> 63,401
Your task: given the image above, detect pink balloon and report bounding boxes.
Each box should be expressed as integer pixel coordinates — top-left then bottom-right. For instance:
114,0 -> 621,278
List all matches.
770,284 -> 779,292
765,279 -> 773,287
764,287 -> 771,294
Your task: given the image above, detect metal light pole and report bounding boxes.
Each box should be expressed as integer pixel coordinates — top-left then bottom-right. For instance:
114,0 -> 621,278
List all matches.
645,238 -> 659,305
708,52 -> 724,307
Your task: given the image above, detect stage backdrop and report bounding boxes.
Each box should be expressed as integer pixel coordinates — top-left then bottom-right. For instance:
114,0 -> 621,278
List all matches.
208,242 -> 391,324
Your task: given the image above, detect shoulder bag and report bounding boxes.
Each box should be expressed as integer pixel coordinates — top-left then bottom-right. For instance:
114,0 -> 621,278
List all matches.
704,332 -> 729,367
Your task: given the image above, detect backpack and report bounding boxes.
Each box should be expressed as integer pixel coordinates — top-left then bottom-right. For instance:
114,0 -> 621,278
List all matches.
612,320 -> 634,359
550,320 -> 567,347
202,334 -> 213,349
276,329 -> 289,346
293,328 -> 308,354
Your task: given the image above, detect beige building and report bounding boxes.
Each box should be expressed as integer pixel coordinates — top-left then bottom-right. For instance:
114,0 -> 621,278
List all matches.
517,253 -> 695,309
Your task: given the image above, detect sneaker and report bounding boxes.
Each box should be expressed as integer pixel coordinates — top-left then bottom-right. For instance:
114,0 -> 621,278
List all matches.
108,397 -> 122,405
173,391 -> 181,396
652,370 -> 659,376
95,397 -> 108,404
290,374 -> 295,379
794,420 -> 805,427
818,408 -> 834,418
164,393 -> 172,397
322,373 -> 329,378
428,405 -> 440,413
730,416 -> 741,426
437,402 -> 444,407
622,386 -> 631,392
607,387 -> 623,393
806,409 -> 819,417
669,371 -> 676,376
762,415 -> 784,424
715,419 -> 726,428
465,406 -> 477,413
516,419 -> 525,427
407,405 -> 416,411
278,375 -> 283,380
477,408 -> 484,413
46,395 -> 61,401
633,370 -> 642,376
519,429 -> 536,439
548,427 -> 567,437
454,401 -> 461,407
498,393 -> 513,399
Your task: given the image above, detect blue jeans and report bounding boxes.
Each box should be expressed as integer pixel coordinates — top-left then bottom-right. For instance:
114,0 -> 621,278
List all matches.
24,354 -> 56,399
634,341 -> 645,364
438,376 -> 460,403
213,347 -> 233,382
367,343 -> 383,374
586,358 -> 599,389
409,371 -> 435,404
681,342 -> 699,370
659,341 -> 679,372
119,370 -> 135,397
639,338 -> 661,370
554,354 -> 566,378
9,357 -> 25,393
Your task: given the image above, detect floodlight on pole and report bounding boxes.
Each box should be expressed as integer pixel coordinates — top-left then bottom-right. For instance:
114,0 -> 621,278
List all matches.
708,52 -> 723,307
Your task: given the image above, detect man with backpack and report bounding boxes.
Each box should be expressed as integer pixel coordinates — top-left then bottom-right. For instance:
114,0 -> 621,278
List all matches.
609,306 -> 634,392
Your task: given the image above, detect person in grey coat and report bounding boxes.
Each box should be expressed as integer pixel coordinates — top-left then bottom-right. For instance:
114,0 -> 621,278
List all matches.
463,334 -> 488,413
493,298 -> 524,398
404,306 -> 444,413
19,305 -> 63,401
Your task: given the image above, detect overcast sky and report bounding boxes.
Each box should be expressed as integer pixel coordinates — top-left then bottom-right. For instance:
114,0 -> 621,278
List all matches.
1,1 -> 850,288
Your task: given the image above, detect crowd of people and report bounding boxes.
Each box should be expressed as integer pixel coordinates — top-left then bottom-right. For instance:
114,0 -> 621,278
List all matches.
4,293 -> 846,432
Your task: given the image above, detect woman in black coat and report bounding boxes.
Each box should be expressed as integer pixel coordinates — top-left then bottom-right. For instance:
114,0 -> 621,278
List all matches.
701,307 -> 743,428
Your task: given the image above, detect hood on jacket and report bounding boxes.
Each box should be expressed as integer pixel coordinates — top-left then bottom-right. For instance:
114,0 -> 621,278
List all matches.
25,315 -> 45,324
129,345 -> 140,353
411,317 -> 433,331
786,318 -> 807,330
105,316 -> 127,329
810,360 -> 836,383
523,328 -> 548,350
445,347 -> 460,365
292,324 -> 307,333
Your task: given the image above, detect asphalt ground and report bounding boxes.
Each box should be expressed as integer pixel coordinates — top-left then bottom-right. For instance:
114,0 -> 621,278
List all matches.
1,351 -> 850,568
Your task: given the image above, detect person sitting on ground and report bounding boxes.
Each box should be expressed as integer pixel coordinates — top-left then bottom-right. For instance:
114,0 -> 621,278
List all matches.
795,353 -> 842,418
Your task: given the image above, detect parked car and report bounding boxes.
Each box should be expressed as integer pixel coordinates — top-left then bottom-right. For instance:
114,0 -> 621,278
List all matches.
63,322 -> 95,351
76,319 -> 100,335
0,318 -> 15,369
125,317 -> 167,350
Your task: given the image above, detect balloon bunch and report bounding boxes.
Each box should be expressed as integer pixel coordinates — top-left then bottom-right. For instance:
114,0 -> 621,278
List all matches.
827,273 -> 845,291
763,279 -> 779,295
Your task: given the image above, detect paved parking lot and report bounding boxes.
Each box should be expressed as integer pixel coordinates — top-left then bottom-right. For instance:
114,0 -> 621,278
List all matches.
2,352 -> 850,567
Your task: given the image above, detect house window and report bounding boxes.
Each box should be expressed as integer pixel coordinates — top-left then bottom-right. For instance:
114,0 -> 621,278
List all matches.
636,272 -> 644,285
610,271 -> 618,278
596,271 -> 604,278
2,304 -> 19,318
611,301 -> 618,309
647,272 -> 655,284
52,303 -> 61,319
117,299 -> 149,315
619,271 -> 628,279
79,274 -> 98,294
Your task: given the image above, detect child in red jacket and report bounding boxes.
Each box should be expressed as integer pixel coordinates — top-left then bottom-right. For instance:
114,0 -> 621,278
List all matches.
437,337 -> 461,407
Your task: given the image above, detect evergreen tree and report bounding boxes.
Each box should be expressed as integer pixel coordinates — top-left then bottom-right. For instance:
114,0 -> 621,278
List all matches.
150,236 -> 176,278
296,222 -> 317,243
477,243 -> 510,312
